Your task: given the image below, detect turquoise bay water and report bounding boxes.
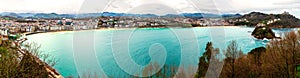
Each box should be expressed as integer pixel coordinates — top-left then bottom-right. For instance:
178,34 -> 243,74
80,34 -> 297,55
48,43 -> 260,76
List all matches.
25,27 -> 296,77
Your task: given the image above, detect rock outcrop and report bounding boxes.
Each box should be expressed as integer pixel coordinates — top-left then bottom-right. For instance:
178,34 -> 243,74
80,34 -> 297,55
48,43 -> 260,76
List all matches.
251,26 -> 281,39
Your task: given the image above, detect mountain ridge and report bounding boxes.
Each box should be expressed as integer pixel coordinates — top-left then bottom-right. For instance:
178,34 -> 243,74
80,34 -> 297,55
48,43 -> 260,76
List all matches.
0,12 -> 241,19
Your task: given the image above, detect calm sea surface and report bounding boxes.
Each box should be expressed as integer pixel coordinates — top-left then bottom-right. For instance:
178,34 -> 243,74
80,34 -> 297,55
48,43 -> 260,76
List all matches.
26,27 -> 297,77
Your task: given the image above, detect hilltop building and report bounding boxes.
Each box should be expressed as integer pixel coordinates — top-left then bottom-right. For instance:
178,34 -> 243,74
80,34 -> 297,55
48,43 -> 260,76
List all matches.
282,11 -> 290,15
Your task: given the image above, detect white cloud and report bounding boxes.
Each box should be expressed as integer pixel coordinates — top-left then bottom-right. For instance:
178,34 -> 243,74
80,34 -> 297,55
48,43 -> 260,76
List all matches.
0,0 -> 84,13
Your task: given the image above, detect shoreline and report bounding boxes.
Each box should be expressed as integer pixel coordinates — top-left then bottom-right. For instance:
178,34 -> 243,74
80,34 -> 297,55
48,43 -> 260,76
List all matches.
23,26 -> 298,36
22,26 -> 255,36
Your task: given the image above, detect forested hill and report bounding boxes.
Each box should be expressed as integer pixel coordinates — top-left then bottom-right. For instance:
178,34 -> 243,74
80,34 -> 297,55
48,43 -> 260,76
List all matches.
228,12 -> 300,27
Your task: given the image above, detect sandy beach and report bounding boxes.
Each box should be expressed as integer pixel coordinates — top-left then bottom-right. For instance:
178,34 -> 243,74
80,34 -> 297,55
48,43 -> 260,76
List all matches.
24,26 -> 251,36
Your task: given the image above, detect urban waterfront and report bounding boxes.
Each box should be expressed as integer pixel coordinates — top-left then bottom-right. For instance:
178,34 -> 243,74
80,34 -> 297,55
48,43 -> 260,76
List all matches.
25,27 -> 297,77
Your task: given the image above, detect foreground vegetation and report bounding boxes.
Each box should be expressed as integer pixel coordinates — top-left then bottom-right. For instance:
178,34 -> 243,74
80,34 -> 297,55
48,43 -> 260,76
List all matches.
0,41 -> 58,77
196,30 -> 300,78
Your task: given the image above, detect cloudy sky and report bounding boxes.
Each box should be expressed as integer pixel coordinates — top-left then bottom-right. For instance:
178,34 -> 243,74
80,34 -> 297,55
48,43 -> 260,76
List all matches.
0,0 -> 300,17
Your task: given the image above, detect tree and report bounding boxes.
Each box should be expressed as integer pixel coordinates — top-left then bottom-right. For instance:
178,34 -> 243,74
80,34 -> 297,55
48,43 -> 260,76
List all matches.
221,41 -> 243,78
195,42 -> 213,78
195,42 -> 222,78
205,48 -> 223,78
247,47 -> 266,78
197,31 -> 300,78
261,31 -> 300,78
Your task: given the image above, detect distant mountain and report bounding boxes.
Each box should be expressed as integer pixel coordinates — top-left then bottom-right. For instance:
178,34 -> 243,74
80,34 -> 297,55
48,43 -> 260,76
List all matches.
0,12 -> 76,19
180,13 -> 204,19
221,13 -> 242,18
18,13 -> 35,17
76,12 -> 159,18
0,12 -> 22,18
179,13 -> 241,19
0,16 -> 19,20
33,13 -> 78,19
76,13 -> 101,18
230,12 -> 300,27
0,12 -> 240,19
